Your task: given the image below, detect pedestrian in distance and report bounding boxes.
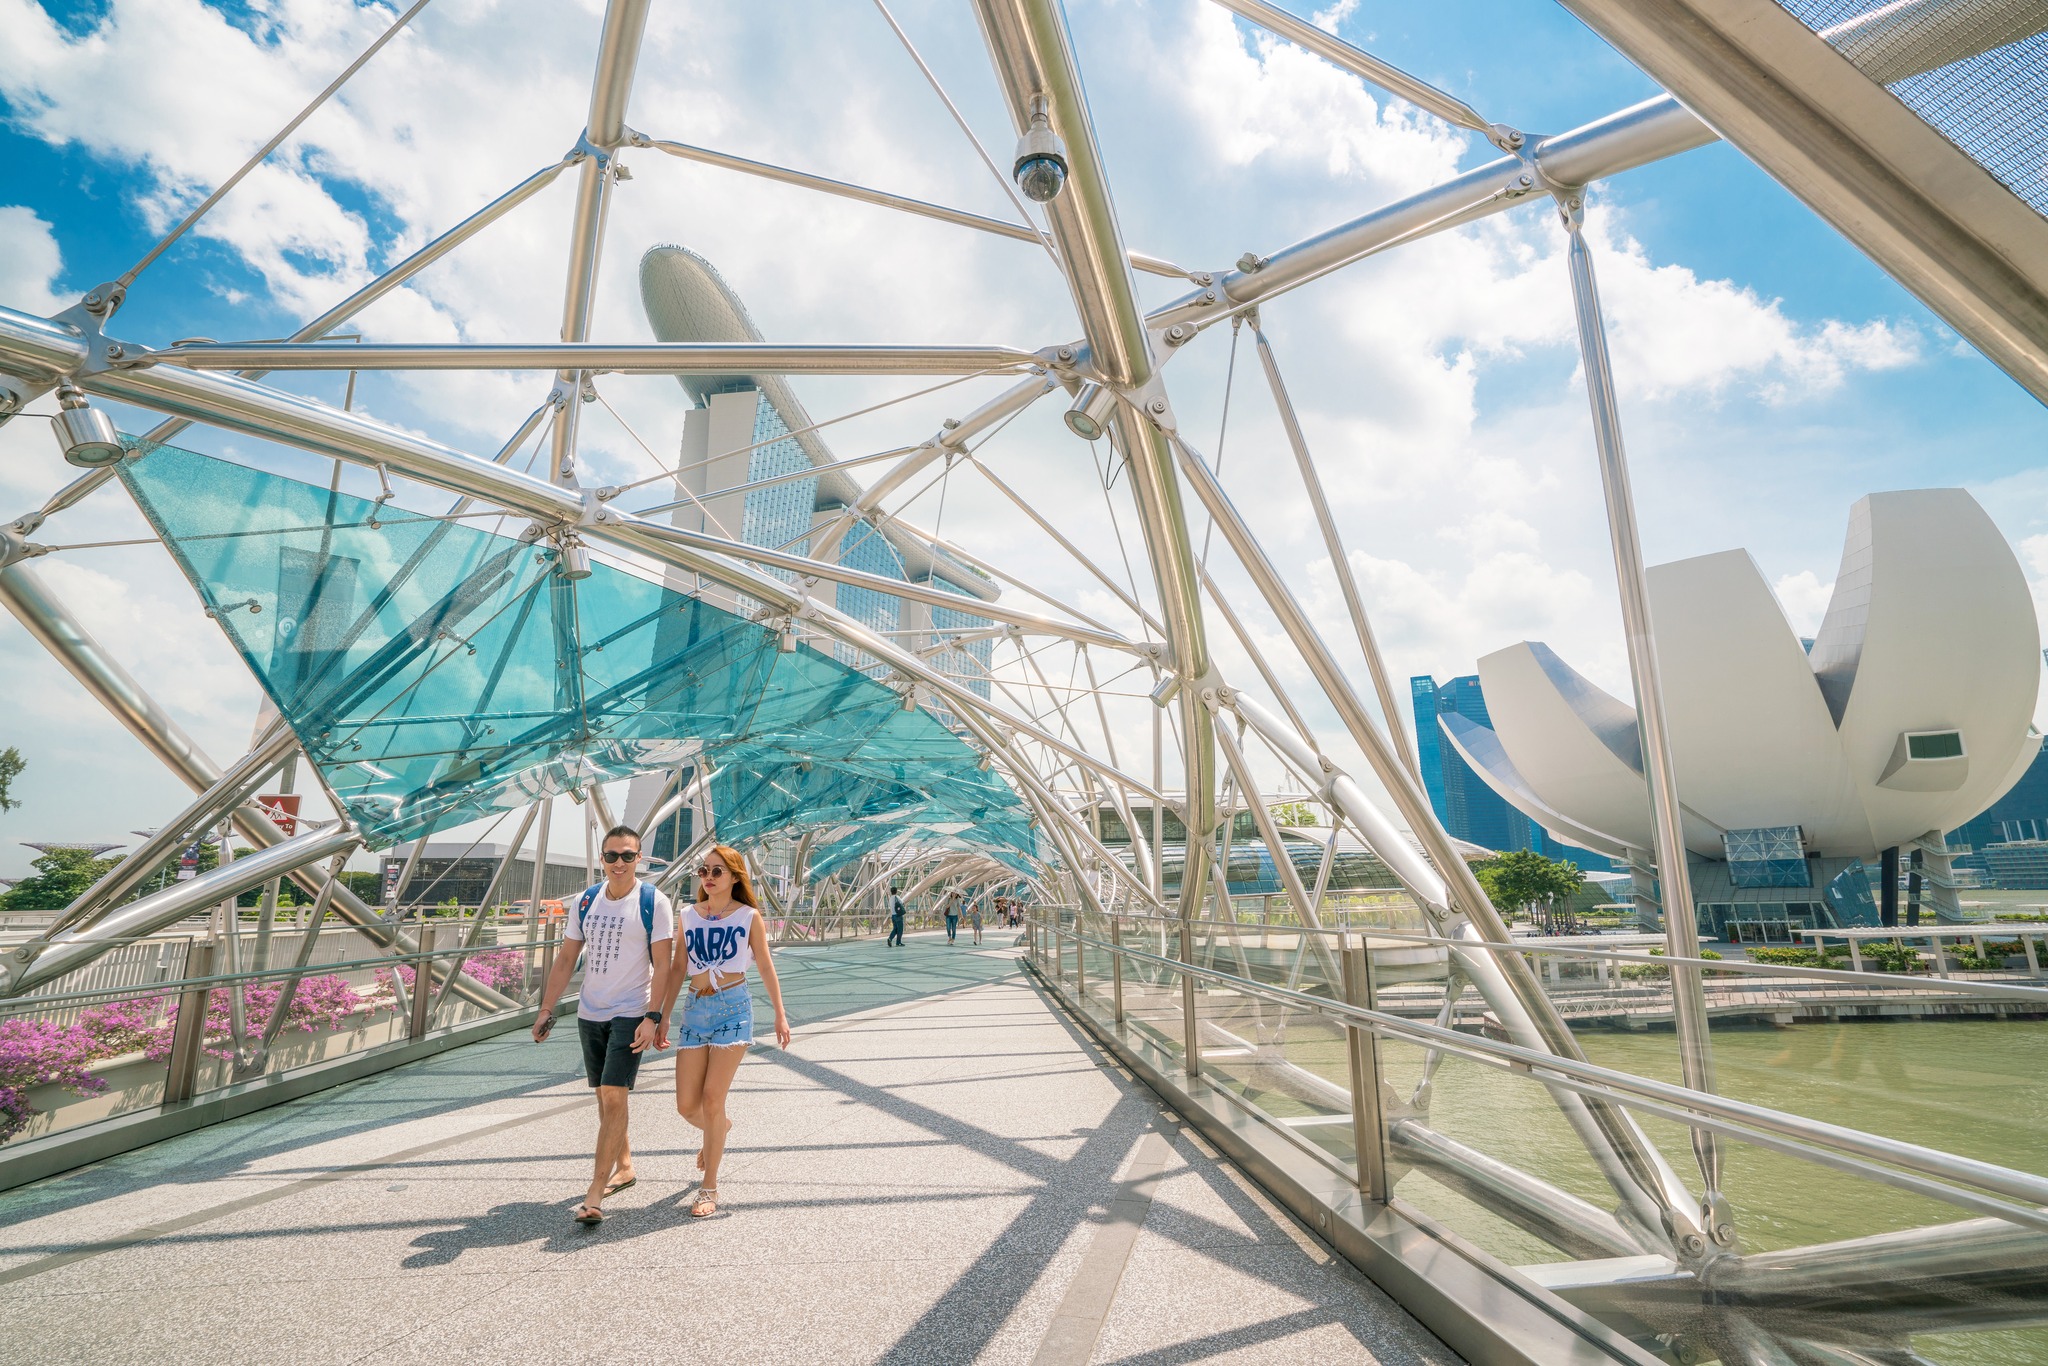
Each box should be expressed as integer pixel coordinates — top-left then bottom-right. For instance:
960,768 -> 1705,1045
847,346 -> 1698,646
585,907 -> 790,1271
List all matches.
969,895 -> 984,946
532,824 -> 675,1226
886,884 -> 906,947
652,844 -> 792,1219
942,889 -> 961,945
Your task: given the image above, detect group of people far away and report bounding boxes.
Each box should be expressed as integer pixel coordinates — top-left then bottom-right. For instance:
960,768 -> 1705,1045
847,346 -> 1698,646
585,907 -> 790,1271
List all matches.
532,825 -> 790,1225
883,885 -> 997,947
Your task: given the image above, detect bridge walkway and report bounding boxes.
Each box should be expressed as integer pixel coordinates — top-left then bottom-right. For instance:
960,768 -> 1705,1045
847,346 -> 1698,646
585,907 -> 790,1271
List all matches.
0,933 -> 1456,1365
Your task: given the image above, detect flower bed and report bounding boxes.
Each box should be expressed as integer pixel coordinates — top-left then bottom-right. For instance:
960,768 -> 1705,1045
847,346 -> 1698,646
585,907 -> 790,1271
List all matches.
0,974 -> 391,1142
373,947 -> 526,998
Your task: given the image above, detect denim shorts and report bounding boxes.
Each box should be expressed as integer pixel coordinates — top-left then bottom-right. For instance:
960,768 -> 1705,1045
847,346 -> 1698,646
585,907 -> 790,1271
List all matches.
677,982 -> 753,1049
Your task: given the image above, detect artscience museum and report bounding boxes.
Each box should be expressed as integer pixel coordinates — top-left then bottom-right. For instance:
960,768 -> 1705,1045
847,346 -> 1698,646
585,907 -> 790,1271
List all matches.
1445,488 -> 2044,939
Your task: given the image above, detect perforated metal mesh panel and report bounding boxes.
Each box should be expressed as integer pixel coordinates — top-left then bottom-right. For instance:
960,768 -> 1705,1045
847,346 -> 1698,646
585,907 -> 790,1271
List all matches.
1775,0 -> 2048,218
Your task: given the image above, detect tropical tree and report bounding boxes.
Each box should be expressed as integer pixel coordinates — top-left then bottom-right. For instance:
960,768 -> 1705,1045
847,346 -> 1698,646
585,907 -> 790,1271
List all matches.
1268,801 -> 1320,828
1476,849 -> 1586,932
0,847 -> 121,911
0,746 -> 23,813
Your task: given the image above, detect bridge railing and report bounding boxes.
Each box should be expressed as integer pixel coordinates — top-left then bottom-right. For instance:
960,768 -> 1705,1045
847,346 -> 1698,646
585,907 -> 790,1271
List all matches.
0,912 -> 569,1183
1025,907 -> 2048,1364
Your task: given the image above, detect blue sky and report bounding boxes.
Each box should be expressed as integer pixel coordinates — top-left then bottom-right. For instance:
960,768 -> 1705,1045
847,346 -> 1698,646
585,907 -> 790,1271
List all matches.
0,0 -> 2044,875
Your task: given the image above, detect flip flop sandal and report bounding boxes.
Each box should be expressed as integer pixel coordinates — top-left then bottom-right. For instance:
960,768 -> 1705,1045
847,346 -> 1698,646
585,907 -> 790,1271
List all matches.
572,1202 -> 605,1225
603,1176 -> 636,1197
690,1188 -> 718,1219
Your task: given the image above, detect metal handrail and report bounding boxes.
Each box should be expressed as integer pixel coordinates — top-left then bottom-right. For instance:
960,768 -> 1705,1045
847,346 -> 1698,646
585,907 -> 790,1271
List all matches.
0,938 -> 558,1014
1046,917 -> 2048,1219
1076,907 -> 2048,1001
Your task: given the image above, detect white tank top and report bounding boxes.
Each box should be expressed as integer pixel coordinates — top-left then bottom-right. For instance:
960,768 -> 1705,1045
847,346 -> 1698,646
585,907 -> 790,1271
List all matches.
682,903 -> 756,981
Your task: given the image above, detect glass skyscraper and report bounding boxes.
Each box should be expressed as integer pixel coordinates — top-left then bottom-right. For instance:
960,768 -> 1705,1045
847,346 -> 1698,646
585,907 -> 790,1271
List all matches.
1411,673 -> 1609,871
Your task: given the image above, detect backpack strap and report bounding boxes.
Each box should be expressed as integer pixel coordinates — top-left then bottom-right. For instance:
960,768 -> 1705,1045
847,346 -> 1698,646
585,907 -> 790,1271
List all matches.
639,882 -> 657,962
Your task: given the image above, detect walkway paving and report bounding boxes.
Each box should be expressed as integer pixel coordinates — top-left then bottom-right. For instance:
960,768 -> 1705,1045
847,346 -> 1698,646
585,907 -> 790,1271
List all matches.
0,932 -> 1458,1365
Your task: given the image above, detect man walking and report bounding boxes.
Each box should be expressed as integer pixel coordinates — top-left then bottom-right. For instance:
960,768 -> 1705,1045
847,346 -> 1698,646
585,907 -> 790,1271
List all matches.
886,885 -> 906,947
942,889 -> 962,946
534,824 -> 675,1224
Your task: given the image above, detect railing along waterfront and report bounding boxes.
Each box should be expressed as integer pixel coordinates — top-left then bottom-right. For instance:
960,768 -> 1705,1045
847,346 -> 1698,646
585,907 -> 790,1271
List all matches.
1025,907 -> 2048,1364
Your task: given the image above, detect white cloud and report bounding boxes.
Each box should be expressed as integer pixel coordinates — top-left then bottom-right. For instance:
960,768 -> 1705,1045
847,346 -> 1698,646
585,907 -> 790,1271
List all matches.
1312,1 -> 1361,36
0,206 -> 69,316
1772,570 -> 1835,637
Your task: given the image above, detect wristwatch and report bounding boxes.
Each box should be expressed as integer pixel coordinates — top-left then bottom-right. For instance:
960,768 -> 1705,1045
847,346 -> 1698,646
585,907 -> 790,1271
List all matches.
645,1010 -> 664,1024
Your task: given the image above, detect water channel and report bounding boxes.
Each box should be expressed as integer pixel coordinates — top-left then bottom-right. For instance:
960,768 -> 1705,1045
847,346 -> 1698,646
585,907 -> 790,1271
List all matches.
1387,1018 -> 2048,1364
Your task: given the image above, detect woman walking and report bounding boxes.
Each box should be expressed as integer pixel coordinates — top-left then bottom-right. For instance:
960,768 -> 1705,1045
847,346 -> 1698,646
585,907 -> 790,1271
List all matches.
655,845 -> 791,1218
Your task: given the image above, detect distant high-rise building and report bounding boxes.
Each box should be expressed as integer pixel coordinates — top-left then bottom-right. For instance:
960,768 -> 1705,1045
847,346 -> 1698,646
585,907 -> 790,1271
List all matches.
1411,674 -> 1608,871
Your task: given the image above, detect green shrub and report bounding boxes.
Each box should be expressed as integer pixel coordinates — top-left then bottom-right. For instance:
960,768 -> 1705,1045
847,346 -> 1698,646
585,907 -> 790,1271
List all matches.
1949,942 -> 2022,971
1859,940 -> 1925,973
1746,946 -> 1850,967
1619,946 -> 1724,980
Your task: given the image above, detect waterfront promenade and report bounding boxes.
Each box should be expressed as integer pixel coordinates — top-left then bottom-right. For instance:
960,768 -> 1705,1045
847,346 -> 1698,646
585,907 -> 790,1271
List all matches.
0,933 -> 1455,1365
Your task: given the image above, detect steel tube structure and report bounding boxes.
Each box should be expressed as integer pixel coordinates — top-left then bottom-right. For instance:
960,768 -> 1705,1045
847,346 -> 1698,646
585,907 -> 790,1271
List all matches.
1208,0 -> 1500,140
1210,708 -> 1339,984
86,156 -> 583,485
28,718 -> 297,949
1168,432 -> 1705,1253
550,0 -> 652,485
633,520 -> 1145,655
970,0 -> 1219,930
4,2 -> 2042,1348
1146,95 -> 1717,335
1252,326 -> 1416,779
638,136 -> 1192,279
0,310 -> 1173,810
1087,927 -> 2048,1217
0,552 -> 513,1010
149,341 -> 1047,376
1562,198 -> 1725,1229
5,824 -> 360,998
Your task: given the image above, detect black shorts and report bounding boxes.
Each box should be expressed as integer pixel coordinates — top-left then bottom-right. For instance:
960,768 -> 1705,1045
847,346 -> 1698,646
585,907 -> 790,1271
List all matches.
578,1014 -> 645,1090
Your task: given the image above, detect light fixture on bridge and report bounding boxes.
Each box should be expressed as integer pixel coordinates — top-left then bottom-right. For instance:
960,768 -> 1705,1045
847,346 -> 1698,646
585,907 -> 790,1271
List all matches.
1063,383 -> 1115,441
555,534 -> 592,581
52,384 -> 124,468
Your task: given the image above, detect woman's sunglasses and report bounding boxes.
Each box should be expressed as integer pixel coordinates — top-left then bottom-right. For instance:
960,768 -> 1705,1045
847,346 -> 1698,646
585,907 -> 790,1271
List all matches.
696,864 -> 728,879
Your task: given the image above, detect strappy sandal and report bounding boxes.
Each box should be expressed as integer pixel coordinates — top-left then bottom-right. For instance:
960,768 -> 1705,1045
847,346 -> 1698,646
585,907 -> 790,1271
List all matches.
690,1187 -> 719,1219
603,1175 -> 636,1197
572,1202 -> 605,1225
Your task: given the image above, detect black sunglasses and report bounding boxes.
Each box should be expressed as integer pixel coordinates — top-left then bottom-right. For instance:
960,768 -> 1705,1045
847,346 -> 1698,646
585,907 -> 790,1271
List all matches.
602,849 -> 640,863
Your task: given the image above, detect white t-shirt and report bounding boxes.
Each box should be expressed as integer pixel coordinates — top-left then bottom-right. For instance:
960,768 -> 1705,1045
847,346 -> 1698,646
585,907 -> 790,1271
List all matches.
566,882 -> 675,1021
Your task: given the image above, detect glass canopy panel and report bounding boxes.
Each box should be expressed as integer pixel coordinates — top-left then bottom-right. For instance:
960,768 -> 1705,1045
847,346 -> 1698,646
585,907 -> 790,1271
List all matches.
118,441 -> 1039,864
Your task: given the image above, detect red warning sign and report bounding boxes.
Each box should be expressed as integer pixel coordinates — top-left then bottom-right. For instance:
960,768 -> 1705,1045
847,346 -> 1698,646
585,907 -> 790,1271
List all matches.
256,793 -> 302,835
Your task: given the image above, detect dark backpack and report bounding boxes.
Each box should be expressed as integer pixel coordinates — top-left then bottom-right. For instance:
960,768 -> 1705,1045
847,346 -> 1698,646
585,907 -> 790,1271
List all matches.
576,881 -> 659,961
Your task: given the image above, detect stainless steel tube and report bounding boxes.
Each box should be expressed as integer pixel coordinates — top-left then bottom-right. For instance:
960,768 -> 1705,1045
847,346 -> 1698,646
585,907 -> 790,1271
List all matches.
970,0 -> 1219,927
5,824 -> 360,997
0,555 -> 513,1010
1562,199 -> 1724,1232
149,341 -> 1046,375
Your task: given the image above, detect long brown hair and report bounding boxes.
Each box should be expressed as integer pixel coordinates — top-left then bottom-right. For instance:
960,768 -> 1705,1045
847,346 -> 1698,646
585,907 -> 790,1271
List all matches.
702,844 -> 758,908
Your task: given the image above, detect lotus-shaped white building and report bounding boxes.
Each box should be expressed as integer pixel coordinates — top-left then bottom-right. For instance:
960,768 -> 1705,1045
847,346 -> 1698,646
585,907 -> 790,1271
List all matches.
1444,490 -> 2041,928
